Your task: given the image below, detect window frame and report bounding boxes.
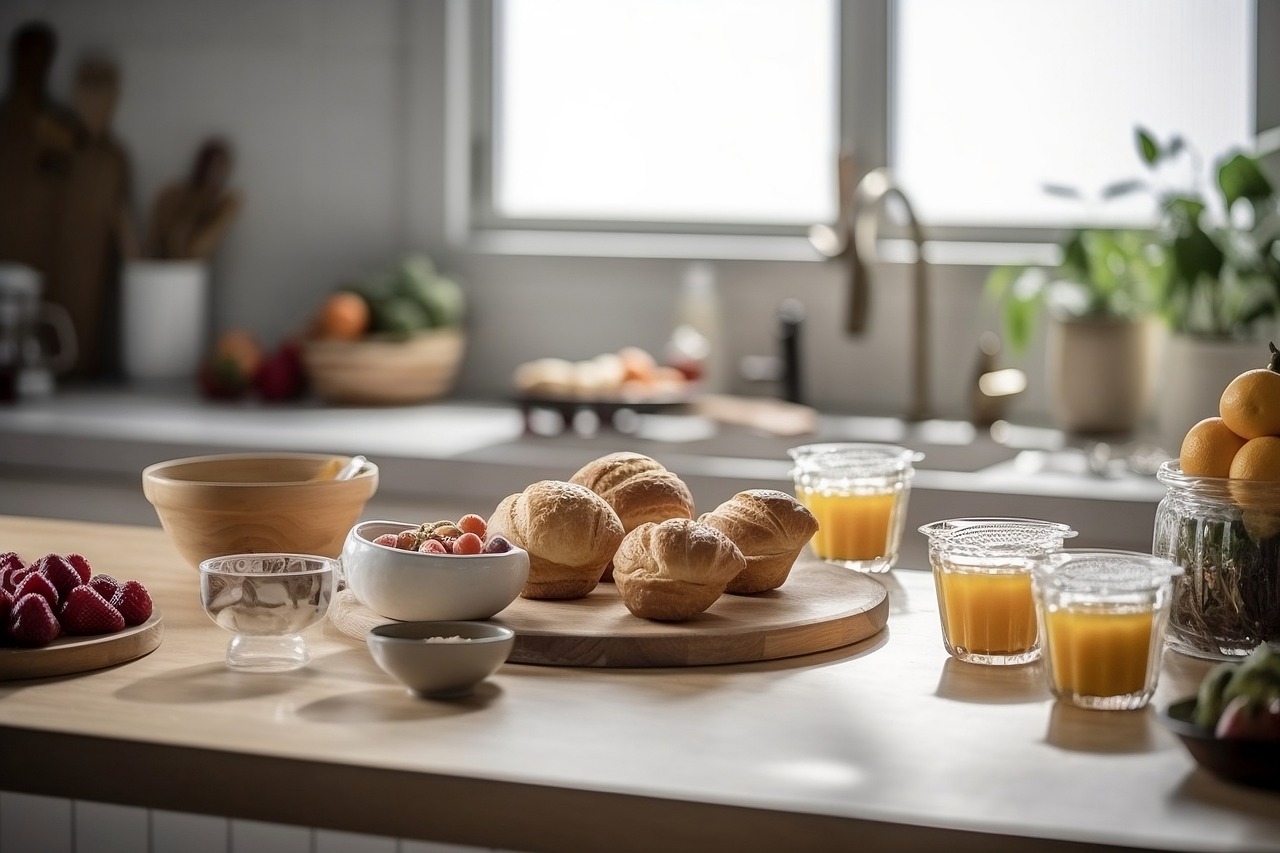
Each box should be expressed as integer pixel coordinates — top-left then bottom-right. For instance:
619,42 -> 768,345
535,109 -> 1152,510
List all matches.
453,0 -> 1277,261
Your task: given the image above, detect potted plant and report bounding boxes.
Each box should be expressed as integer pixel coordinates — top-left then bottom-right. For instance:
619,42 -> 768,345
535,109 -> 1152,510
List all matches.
1136,127 -> 1280,452
985,225 -> 1167,434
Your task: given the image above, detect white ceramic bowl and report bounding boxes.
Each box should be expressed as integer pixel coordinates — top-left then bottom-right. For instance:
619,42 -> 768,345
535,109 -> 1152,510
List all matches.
366,620 -> 516,698
341,520 -> 529,622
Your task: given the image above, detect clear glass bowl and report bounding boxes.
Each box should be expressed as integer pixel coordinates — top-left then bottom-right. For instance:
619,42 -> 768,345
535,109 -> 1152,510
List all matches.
199,553 -> 337,672
1152,460 -> 1280,661
787,442 -> 923,573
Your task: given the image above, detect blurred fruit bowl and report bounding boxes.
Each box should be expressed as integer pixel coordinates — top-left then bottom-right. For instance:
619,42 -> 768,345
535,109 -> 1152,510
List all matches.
301,328 -> 465,406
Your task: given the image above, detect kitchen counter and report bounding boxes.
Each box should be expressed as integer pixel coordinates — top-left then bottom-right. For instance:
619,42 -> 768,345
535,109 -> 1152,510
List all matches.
0,388 -> 1167,569
1,515 -> 1276,853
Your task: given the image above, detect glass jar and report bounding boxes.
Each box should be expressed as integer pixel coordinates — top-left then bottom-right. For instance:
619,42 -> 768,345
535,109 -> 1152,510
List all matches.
1152,460 -> 1280,661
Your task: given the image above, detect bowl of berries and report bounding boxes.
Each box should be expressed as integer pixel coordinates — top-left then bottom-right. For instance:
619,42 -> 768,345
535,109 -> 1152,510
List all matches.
341,515 -> 529,622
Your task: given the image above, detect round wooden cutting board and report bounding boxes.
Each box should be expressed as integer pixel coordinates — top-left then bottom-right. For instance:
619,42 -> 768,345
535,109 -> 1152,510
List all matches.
0,612 -> 164,681
328,557 -> 889,668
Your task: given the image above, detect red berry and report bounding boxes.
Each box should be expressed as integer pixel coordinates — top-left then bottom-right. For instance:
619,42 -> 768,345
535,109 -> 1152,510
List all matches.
418,538 -> 449,554
452,532 -> 483,555
111,580 -> 154,627
373,533 -> 400,548
1,565 -> 29,595
482,535 -> 513,554
8,592 -> 61,647
89,574 -> 122,600
65,553 -> 93,583
15,571 -> 60,608
394,531 -> 419,551
34,554 -> 82,598
59,586 -> 126,636
0,552 -> 23,573
0,587 -> 12,627
457,514 -> 487,537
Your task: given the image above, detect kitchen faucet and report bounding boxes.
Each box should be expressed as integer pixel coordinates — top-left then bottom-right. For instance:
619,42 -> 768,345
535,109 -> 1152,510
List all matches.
814,162 -> 930,422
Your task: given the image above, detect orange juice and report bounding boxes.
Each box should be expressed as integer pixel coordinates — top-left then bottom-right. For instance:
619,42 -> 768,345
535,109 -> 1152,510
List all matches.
797,488 -> 897,561
934,565 -> 1038,659
1043,606 -> 1155,698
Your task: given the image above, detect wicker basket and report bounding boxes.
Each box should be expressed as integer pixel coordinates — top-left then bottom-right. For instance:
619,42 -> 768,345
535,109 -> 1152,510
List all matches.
301,328 -> 465,405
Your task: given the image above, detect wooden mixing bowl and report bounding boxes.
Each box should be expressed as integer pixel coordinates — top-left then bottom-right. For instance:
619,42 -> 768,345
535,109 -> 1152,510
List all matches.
142,452 -> 379,568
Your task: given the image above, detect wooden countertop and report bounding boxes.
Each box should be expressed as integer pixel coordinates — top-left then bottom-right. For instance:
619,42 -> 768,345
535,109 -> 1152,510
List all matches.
1,515 -> 1276,853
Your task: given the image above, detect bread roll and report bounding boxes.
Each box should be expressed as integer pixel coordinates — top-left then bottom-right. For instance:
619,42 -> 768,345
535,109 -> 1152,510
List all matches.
486,480 -> 624,600
569,451 -> 695,532
698,489 -> 819,594
612,518 -> 746,621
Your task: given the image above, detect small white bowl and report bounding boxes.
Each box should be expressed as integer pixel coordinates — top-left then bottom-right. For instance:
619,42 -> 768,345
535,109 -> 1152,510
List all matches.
366,620 -> 515,698
341,520 -> 529,622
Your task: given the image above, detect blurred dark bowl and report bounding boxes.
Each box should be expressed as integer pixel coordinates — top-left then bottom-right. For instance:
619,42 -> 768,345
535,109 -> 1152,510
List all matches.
1162,698 -> 1280,791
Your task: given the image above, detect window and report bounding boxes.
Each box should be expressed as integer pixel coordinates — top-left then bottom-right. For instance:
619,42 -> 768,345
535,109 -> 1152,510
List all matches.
469,0 -> 1270,250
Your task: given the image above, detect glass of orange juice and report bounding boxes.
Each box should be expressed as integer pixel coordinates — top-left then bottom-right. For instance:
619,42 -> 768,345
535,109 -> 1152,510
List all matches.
1031,549 -> 1183,710
918,517 -> 1077,665
788,443 -> 923,573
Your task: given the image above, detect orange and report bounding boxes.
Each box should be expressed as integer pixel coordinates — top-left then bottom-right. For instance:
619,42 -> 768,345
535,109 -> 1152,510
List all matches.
213,329 -> 263,377
1179,417 -> 1247,478
312,291 -> 370,341
1228,435 -> 1280,482
1219,365 -> 1280,440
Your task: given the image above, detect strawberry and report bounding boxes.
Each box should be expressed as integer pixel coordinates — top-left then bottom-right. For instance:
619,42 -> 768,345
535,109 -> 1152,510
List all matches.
15,571 -> 60,608
89,574 -> 122,600
59,586 -> 125,636
66,553 -> 93,583
111,580 -> 154,627
0,565 -> 28,595
8,592 -> 61,647
34,553 -> 82,598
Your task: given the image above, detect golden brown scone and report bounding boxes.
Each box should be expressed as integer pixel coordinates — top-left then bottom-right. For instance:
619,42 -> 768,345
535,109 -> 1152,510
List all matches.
698,489 -> 819,594
612,518 -> 746,621
487,480 -> 624,600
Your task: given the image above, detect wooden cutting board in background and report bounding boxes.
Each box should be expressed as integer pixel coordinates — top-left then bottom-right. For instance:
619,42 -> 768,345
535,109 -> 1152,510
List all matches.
329,556 -> 889,668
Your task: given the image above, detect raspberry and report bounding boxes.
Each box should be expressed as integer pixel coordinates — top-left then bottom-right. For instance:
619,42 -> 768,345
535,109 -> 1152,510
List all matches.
59,586 -> 126,636
15,571 -> 60,608
34,554 -> 82,598
8,592 -> 61,647
0,552 -> 23,573
65,553 -> 93,583
111,580 -> 154,627
89,574 -> 122,600
0,587 -> 12,627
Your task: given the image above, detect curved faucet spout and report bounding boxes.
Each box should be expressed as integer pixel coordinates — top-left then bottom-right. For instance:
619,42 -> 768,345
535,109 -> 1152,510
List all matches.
850,167 -> 930,422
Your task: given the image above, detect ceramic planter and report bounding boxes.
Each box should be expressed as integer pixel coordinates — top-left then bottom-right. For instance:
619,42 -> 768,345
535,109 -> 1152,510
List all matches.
1046,315 -> 1154,435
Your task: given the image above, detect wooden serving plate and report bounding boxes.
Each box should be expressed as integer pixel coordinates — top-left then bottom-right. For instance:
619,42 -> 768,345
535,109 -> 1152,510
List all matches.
0,612 -> 164,681
328,558 -> 888,668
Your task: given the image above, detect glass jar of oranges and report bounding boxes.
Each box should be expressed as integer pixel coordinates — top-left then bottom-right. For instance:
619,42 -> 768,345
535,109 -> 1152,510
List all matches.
1152,460 -> 1280,660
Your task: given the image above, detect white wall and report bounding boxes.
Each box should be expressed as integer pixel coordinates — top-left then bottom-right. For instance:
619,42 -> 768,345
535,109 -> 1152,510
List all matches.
1,0 -> 1044,422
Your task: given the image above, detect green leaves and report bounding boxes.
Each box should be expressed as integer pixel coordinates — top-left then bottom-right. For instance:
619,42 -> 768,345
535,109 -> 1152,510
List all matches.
1218,153 -> 1274,208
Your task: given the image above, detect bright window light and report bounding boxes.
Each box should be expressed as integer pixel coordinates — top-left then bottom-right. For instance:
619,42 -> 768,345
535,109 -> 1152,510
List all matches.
492,0 -> 839,226
893,0 -> 1255,227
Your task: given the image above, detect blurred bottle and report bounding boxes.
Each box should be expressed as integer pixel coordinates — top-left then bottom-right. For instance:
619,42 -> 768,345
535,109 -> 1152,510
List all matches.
666,262 -> 725,393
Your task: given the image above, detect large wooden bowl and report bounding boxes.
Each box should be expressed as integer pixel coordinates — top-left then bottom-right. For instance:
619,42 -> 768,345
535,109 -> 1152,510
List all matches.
301,328 -> 465,405
141,453 -> 379,569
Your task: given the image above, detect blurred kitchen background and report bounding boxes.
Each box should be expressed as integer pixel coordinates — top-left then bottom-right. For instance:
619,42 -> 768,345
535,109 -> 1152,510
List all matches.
1,0 -> 1278,434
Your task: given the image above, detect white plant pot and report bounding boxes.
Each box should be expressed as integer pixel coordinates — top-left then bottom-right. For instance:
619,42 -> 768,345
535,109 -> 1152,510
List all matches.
1154,334 -> 1272,456
1046,315 -> 1153,434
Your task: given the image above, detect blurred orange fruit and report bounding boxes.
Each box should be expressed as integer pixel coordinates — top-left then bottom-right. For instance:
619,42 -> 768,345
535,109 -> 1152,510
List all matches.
1228,435 -> 1280,482
213,329 -> 263,377
1179,417 -> 1248,478
313,291 -> 370,341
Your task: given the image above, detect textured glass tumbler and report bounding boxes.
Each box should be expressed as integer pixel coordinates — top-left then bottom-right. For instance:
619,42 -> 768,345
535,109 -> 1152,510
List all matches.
919,517 -> 1077,665
1032,549 -> 1183,711
199,553 -> 336,672
788,442 -> 922,573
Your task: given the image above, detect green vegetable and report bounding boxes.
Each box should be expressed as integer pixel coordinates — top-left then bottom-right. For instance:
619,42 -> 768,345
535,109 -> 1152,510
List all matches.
1194,645 -> 1280,729
344,252 -> 466,336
